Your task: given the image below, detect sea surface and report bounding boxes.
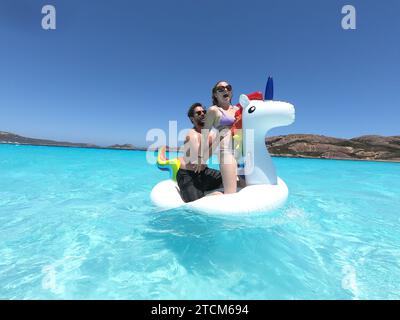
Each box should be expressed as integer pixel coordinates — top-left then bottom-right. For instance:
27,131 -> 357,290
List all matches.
0,144 -> 399,299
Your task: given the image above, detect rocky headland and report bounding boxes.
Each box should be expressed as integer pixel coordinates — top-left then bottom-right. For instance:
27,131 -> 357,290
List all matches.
267,134 -> 400,162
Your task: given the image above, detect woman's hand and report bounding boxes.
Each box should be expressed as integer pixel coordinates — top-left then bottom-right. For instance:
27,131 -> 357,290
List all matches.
194,156 -> 206,173
194,163 -> 203,173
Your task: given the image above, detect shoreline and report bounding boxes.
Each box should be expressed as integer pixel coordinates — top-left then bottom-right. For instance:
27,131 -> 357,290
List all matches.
2,142 -> 399,164
0,142 -> 150,152
270,153 -> 400,164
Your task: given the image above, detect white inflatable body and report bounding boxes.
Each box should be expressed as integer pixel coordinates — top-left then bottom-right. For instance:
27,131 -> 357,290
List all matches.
150,178 -> 288,215
150,78 -> 295,216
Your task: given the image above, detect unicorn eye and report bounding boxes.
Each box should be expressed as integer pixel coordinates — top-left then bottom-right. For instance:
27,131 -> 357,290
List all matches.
248,106 -> 256,114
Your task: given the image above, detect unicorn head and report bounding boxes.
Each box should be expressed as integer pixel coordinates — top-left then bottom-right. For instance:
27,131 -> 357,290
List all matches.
239,77 -> 295,186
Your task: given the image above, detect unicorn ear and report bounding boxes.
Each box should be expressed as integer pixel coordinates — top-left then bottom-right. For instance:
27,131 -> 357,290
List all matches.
239,94 -> 250,108
265,77 -> 274,100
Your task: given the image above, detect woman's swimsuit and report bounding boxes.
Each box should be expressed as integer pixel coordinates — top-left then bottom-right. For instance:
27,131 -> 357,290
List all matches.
216,106 -> 237,155
216,107 -> 236,130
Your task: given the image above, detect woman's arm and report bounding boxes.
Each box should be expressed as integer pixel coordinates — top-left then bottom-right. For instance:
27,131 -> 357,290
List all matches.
200,106 -> 219,158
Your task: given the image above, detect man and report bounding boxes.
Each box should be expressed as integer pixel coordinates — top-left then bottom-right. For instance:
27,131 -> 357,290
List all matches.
176,103 -> 223,203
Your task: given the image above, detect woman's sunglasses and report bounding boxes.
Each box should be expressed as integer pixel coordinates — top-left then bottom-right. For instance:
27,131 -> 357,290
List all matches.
216,85 -> 232,93
195,110 -> 207,116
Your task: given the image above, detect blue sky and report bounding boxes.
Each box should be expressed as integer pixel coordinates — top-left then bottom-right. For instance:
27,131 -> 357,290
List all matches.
0,0 -> 399,147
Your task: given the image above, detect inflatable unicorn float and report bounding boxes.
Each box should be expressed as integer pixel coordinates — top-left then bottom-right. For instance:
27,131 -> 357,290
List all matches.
150,77 -> 295,215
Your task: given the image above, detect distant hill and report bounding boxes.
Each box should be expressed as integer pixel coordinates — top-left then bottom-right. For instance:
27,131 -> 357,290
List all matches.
0,131 -> 100,148
107,144 -> 147,151
267,134 -> 400,162
0,131 -> 145,150
1,131 -> 399,162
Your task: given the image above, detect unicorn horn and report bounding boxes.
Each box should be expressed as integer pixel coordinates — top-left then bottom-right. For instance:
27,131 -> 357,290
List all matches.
265,76 -> 274,101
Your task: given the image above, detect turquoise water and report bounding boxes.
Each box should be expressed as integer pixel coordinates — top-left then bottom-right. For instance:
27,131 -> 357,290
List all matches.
0,144 -> 399,299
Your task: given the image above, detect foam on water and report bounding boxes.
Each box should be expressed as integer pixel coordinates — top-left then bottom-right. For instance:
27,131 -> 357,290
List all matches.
0,145 -> 399,299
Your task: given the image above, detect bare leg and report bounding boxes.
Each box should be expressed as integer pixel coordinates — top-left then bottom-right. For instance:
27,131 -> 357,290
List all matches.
205,191 -> 223,197
220,152 -> 237,194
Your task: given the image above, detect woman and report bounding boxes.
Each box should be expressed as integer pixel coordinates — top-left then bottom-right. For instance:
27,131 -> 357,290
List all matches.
196,81 -> 239,194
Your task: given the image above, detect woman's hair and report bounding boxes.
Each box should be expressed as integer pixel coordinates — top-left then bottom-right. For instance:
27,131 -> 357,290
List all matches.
212,80 -> 232,106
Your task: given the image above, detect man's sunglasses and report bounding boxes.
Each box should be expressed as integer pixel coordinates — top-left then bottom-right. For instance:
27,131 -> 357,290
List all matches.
195,110 -> 207,116
216,85 -> 232,93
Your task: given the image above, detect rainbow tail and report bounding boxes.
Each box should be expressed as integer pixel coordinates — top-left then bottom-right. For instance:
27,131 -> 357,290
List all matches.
156,146 -> 181,181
